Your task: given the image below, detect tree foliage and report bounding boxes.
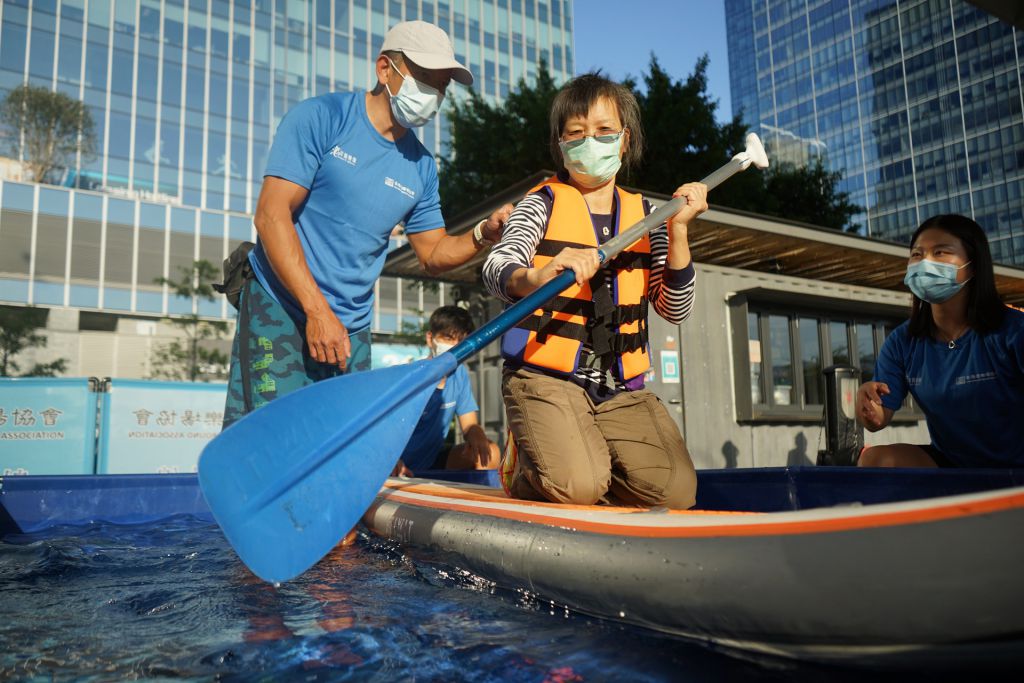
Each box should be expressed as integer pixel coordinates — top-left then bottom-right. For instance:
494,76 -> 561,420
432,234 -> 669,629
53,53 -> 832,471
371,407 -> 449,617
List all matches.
627,57 -> 738,187
440,56 -> 860,231
0,84 -> 96,184
0,306 -> 68,377
762,158 -> 860,231
150,260 -> 229,382
439,61 -> 560,217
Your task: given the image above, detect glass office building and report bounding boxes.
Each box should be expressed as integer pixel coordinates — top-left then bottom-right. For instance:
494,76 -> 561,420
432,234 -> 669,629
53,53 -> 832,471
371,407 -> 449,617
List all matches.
726,0 -> 1024,264
0,0 -> 574,329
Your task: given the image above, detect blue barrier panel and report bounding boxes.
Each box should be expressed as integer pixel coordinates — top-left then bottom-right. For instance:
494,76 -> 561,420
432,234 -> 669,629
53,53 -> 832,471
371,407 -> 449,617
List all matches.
97,379 -> 227,474
0,378 -> 98,475
416,469 -> 501,487
371,342 -> 427,369
0,473 -> 213,535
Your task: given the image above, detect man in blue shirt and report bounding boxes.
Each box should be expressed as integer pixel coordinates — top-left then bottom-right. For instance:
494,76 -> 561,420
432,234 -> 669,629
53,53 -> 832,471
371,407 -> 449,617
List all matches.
396,306 -> 500,474
224,21 -> 511,426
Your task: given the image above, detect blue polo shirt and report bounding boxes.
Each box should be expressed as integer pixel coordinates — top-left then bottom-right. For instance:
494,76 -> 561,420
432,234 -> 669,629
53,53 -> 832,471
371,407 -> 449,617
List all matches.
249,92 -> 444,332
400,364 -> 479,472
873,307 -> 1024,467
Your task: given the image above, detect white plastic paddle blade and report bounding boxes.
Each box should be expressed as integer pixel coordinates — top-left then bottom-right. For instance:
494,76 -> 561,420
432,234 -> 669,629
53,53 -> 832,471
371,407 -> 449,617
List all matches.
744,132 -> 769,169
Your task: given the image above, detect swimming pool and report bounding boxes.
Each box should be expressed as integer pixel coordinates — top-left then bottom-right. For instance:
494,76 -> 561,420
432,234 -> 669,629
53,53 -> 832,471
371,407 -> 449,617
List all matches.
1,509 -> 895,682
3,473 -> 1013,682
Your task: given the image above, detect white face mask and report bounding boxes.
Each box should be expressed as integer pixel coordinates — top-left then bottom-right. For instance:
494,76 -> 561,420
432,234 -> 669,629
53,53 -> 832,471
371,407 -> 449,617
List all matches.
386,57 -> 443,128
430,340 -> 455,357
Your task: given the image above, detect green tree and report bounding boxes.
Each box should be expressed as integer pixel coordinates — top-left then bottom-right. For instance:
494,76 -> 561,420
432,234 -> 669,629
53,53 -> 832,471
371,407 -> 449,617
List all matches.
629,57 -> 748,198
439,60 -> 560,216
389,318 -> 429,345
439,55 -> 861,231
0,306 -> 68,377
0,84 -> 96,184
761,159 -> 860,231
150,260 -> 229,382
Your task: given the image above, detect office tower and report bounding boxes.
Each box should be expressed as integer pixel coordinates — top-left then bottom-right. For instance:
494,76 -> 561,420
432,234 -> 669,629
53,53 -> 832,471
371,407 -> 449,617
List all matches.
726,0 -> 1024,263
0,0 -> 574,375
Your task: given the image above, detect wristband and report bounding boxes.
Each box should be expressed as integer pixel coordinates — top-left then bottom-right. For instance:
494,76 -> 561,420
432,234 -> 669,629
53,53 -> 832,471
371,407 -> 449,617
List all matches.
472,219 -> 494,248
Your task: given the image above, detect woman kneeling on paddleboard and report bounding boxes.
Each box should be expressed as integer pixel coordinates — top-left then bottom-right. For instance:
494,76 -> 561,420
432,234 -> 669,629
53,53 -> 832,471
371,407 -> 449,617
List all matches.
857,214 -> 1024,468
482,73 -> 706,507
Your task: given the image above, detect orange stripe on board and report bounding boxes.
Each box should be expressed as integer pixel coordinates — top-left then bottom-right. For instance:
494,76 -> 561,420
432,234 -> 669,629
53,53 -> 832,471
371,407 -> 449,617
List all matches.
381,480 -> 755,515
373,486 -> 1024,539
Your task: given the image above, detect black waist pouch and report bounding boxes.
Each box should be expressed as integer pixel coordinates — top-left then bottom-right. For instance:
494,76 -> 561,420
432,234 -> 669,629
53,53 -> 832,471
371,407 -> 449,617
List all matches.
213,241 -> 256,310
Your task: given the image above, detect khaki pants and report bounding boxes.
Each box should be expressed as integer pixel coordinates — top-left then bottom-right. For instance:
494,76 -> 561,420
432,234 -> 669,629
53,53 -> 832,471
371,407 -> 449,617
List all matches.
502,368 -> 697,509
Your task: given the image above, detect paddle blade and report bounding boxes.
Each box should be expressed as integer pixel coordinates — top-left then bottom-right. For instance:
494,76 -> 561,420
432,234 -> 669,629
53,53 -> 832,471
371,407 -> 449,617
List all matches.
198,355 -> 456,583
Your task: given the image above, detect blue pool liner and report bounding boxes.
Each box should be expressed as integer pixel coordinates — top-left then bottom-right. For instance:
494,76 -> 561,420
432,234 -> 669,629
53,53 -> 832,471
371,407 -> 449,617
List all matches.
3,467 -> 1022,536
0,469 -> 499,535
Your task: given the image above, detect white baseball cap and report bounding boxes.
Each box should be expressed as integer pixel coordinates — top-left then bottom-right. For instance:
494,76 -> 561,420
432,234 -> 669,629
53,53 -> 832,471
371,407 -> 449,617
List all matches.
380,21 -> 473,86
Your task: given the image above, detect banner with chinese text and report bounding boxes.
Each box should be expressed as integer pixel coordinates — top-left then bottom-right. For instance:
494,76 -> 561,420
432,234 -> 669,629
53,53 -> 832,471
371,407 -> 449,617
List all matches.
97,379 -> 227,474
0,378 -> 98,475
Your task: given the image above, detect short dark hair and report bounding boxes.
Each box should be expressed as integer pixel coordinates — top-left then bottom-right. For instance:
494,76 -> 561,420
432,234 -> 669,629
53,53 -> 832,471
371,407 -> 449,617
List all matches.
548,73 -> 644,175
907,214 -> 1005,337
429,305 -> 474,338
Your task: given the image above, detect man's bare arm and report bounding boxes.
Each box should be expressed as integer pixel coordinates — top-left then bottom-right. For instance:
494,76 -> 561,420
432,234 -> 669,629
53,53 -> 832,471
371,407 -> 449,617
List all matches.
253,176 -> 350,368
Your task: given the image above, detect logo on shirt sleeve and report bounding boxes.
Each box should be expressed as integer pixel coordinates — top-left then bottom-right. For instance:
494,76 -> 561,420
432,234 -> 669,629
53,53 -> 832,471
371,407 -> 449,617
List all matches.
329,145 -> 357,166
384,177 -> 416,199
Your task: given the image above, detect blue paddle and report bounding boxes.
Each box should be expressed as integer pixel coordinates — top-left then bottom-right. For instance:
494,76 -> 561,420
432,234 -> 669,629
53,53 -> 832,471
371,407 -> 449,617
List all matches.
198,134 -> 769,583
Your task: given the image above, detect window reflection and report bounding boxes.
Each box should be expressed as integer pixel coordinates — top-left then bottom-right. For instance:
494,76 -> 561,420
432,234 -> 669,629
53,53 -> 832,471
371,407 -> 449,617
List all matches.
799,317 -> 822,406
856,323 -> 875,383
769,315 -> 793,406
742,307 -> 899,418
748,311 -> 763,405
829,321 -> 849,366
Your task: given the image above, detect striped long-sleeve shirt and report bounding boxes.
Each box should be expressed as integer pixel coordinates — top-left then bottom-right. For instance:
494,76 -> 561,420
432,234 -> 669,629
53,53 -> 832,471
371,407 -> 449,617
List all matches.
482,190 -> 696,396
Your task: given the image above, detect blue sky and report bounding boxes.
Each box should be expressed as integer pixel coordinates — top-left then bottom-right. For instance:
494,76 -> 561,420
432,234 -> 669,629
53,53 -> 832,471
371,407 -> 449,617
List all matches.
571,1 -> 734,124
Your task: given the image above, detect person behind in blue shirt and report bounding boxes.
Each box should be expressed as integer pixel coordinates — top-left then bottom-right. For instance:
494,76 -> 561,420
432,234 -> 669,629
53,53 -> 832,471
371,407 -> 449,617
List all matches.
223,21 -> 512,427
395,306 -> 500,475
856,214 -> 1024,468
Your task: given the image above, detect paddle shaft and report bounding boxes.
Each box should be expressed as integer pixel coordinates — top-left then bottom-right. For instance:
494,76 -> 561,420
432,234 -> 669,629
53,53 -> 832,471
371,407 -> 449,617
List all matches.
451,155 -> 750,364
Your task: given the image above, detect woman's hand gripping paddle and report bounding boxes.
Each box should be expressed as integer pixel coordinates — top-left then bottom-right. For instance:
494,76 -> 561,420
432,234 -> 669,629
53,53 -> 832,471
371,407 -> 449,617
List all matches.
198,133 -> 769,583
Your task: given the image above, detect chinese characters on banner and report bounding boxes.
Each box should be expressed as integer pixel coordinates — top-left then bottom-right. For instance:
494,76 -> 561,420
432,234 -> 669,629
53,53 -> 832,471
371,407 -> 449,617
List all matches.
0,406 -> 64,430
99,380 -> 228,474
129,408 -> 224,430
0,378 -> 96,475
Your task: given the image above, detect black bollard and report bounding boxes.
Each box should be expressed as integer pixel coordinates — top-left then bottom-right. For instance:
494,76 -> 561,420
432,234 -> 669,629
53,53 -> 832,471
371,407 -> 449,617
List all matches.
816,364 -> 864,466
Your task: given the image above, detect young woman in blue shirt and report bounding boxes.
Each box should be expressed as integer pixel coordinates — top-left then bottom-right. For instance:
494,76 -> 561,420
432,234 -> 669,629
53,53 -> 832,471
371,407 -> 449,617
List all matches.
857,214 -> 1024,468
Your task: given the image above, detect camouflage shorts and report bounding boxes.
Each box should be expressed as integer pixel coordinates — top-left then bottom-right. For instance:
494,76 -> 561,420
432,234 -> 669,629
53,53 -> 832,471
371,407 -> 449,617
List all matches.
223,278 -> 372,428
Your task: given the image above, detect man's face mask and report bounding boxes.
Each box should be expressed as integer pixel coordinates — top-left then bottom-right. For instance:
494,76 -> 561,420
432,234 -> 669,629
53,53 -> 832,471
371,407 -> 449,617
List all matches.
386,57 -> 443,128
904,259 -> 972,304
558,130 -> 625,188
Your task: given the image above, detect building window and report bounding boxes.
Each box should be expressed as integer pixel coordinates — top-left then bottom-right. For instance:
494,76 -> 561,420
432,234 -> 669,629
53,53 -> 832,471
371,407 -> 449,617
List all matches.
729,291 -> 920,423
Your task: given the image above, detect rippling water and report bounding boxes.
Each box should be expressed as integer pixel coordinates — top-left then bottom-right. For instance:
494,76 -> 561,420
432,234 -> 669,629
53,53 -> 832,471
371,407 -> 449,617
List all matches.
0,517 -> 914,682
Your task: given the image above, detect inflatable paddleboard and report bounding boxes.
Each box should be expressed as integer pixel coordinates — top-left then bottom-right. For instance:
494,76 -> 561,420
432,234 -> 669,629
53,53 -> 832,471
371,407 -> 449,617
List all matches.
364,472 -> 1024,666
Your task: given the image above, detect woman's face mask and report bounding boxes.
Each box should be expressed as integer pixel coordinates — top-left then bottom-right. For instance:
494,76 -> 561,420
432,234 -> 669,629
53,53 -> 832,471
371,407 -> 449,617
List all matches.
904,259 -> 972,304
386,57 -> 443,128
559,130 -> 625,188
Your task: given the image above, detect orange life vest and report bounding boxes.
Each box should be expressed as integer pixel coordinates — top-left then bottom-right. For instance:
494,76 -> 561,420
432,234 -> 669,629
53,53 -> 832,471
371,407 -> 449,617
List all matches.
500,177 -> 652,381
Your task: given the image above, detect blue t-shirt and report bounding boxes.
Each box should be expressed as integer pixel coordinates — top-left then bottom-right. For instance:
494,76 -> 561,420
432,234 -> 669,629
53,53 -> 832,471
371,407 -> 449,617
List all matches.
249,92 -> 444,332
400,364 -> 479,472
873,307 -> 1024,467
